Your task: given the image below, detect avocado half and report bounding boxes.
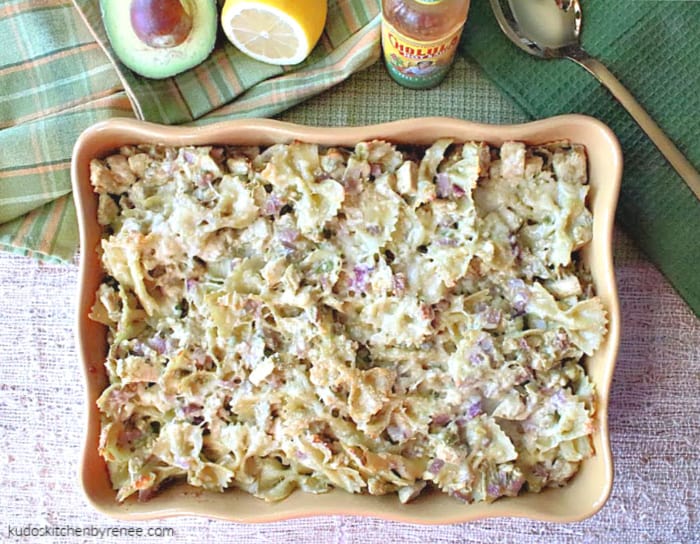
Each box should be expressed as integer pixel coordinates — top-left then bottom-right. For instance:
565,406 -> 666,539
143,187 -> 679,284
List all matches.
100,0 -> 217,79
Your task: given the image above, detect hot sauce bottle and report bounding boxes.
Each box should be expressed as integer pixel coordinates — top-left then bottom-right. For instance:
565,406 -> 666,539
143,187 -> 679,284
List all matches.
381,0 -> 470,89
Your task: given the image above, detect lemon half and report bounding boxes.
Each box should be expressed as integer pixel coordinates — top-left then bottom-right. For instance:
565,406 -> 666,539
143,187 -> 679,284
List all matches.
221,0 -> 328,65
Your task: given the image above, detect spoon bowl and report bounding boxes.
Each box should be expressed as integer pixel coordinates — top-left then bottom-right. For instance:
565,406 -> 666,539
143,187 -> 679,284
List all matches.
490,0 -> 700,200
493,0 -> 580,57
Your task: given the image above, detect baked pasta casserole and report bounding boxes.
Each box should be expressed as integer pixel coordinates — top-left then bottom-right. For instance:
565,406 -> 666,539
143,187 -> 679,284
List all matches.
89,138 -> 607,504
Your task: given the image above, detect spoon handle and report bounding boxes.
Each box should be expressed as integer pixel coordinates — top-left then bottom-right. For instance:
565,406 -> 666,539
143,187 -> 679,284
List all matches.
569,52 -> 700,201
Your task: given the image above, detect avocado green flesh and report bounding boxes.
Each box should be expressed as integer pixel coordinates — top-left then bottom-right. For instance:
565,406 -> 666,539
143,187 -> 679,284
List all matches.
100,0 -> 217,79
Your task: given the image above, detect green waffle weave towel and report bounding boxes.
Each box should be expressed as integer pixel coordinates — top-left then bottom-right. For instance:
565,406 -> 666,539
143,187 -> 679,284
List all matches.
460,0 -> 700,314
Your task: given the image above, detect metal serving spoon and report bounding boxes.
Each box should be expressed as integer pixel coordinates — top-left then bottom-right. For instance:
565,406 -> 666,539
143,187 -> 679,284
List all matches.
490,0 -> 700,200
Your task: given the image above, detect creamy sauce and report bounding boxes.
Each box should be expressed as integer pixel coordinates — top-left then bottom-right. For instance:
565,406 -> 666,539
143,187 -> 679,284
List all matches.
92,139 -> 604,506
508,0 -> 578,49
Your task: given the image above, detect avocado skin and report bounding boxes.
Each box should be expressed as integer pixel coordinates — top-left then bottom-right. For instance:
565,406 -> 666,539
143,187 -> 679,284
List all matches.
101,0 -> 217,79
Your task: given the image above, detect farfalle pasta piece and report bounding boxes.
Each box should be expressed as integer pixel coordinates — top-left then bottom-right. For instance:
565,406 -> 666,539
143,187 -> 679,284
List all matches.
526,282 -> 607,355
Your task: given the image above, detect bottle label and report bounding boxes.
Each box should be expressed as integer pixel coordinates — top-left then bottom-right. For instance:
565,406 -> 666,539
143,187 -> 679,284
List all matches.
381,17 -> 463,88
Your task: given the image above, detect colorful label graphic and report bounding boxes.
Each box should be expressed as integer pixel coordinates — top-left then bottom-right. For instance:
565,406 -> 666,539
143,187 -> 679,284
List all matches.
381,18 -> 463,89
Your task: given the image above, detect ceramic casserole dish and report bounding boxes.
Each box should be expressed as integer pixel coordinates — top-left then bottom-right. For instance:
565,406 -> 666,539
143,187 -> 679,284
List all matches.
72,115 -> 621,523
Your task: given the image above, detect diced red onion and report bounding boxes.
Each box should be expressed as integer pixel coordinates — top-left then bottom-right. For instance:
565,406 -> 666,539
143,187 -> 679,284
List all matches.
508,278 -> 529,314
173,456 -> 191,469
552,389 -> 567,407
149,336 -> 167,354
278,228 -> 300,248
130,342 -> 145,356
431,413 -> 451,426
436,172 -> 452,198
182,149 -> 196,164
392,273 -> 407,296
474,301 -> 488,313
481,308 -> 501,329
467,400 -> 483,419
469,349 -> 488,366
451,490 -> 472,503
386,425 -> 410,442
477,335 -> 495,353
262,194 -> 283,216
533,463 -> 549,478
179,403 -> 203,419
428,459 -> 445,475
349,264 -> 373,292
508,476 -> 525,494
487,484 -> 500,496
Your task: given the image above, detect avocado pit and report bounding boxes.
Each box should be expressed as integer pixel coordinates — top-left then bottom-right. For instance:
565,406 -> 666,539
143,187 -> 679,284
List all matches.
130,0 -> 193,49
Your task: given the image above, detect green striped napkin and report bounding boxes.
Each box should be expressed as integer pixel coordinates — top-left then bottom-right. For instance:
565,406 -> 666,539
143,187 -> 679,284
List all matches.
0,0 -> 380,261
0,0 -> 132,262
73,0 -> 381,124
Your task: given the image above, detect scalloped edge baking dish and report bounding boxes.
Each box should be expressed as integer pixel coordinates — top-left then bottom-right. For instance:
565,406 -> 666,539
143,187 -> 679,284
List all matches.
72,115 -> 621,524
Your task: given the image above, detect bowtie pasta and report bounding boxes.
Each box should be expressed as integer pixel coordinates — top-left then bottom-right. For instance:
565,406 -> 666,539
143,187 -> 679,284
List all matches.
89,137 -> 606,504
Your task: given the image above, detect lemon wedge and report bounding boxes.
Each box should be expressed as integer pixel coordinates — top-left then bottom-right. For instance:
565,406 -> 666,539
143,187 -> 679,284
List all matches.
221,0 -> 328,65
